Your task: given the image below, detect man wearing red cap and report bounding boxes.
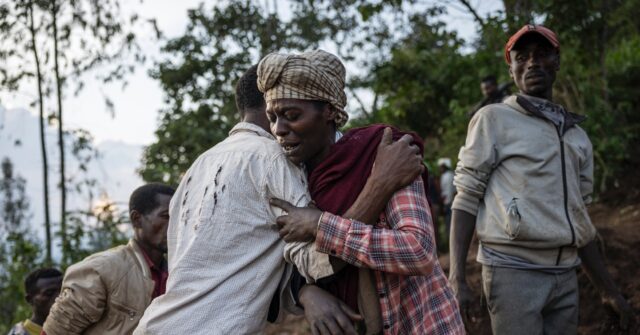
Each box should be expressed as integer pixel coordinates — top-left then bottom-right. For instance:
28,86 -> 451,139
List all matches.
449,24 -> 631,334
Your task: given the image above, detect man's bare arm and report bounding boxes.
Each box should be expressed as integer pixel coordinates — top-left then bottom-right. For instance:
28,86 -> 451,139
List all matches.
579,239 -> 631,329
448,209 -> 476,325
341,172 -> 402,225
344,127 -> 423,224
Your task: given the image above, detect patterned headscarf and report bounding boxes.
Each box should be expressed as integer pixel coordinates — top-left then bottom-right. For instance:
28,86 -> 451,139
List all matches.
257,49 -> 349,128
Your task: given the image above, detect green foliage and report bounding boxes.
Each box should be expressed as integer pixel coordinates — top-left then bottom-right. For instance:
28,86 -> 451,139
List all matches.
140,0 -> 640,194
140,0 -> 431,184
0,158 -> 41,330
0,157 -> 129,330
139,0 -> 330,184
64,201 -> 129,268
0,0 -> 145,113
367,18 -> 469,137
538,0 -> 640,191
0,0 -> 149,266
361,0 -> 640,193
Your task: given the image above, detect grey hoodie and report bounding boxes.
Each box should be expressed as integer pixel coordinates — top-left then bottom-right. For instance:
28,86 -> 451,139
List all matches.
452,95 -> 597,266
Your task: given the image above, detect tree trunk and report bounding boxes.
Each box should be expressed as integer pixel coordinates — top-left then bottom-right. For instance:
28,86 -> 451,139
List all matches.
27,0 -> 52,265
51,0 -> 67,262
458,0 -> 486,30
502,0 -> 534,31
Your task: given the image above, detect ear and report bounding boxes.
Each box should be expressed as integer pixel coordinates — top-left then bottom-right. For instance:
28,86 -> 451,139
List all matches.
508,64 -> 514,80
554,52 -> 560,71
25,293 -> 33,305
130,210 -> 142,229
323,104 -> 337,122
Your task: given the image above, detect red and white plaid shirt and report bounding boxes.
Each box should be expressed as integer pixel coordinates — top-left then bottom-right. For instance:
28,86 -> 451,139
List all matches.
315,178 -> 465,334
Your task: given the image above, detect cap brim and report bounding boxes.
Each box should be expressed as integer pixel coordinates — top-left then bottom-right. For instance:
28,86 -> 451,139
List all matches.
509,30 -> 559,51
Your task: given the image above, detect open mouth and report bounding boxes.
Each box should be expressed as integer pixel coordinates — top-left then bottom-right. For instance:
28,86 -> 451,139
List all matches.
281,142 -> 301,155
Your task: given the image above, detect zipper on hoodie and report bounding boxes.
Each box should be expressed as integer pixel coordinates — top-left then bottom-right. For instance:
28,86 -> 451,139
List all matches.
555,127 -> 576,265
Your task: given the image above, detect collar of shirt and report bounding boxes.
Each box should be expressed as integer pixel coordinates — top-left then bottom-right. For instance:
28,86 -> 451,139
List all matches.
229,122 -> 275,140
140,246 -> 168,298
519,94 -> 566,123
22,319 -> 42,335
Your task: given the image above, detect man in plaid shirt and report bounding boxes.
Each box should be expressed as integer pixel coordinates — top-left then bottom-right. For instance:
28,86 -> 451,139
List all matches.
259,50 -> 464,334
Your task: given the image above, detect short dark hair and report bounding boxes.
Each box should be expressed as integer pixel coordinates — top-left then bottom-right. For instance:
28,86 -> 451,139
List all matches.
25,268 -> 62,295
481,75 -> 497,84
129,183 -> 175,215
235,65 -> 264,117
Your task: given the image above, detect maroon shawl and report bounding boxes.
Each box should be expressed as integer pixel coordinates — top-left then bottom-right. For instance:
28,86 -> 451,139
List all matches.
309,124 -> 428,310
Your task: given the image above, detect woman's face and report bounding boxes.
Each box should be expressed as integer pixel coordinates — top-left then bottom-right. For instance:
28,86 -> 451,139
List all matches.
266,98 -> 336,168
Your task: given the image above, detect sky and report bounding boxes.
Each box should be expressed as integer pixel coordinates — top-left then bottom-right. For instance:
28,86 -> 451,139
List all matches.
0,0 -> 503,243
2,0 -> 503,146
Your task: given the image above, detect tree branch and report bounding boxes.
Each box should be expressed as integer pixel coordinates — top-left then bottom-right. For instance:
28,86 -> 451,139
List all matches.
457,0 -> 486,29
349,88 -> 372,119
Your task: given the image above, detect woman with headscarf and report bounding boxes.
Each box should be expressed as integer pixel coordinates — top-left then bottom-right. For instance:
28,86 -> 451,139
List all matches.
258,50 -> 464,335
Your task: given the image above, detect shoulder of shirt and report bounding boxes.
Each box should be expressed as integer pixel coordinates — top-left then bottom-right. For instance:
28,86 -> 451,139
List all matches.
475,102 -> 516,118
195,131 -> 286,163
66,243 -> 131,276
570,123 -> 590,136
472,99 -> 530,130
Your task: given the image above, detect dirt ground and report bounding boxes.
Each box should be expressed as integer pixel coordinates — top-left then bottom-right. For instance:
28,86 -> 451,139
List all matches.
266,198 -> 640,334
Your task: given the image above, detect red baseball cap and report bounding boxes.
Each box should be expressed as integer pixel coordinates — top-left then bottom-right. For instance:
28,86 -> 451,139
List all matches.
505,24 -> 560,64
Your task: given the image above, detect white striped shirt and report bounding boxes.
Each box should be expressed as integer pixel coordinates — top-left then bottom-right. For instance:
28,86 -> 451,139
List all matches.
134,122 -> 331,334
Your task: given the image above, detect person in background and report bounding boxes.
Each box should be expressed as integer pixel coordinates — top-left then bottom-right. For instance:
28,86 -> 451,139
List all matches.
438,157 -> 455,239
469,75 -> 511,118
427,170 -> 444,251
7,268 -> 62,335
43,183 -> 175,335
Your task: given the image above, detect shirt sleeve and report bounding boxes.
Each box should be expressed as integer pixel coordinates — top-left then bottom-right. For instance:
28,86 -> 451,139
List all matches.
579,137 -> 594,205
264,153 -> 334,282
314,177 -> 436,276
43,260 -> 107,335
452,108 -> 500,216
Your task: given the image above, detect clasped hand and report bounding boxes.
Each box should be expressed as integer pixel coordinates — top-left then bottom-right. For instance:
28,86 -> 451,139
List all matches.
270,198 -> 322,242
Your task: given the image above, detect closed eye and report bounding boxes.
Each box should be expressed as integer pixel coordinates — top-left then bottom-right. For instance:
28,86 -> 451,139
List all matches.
285,111 -> 299,121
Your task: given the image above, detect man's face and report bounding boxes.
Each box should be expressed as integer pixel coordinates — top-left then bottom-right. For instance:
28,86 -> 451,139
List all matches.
28,276 -> 62,320
134,194 -> 171,253
509,34 -> 559,99
266,98 -> 335,166
480,81 -> 497,98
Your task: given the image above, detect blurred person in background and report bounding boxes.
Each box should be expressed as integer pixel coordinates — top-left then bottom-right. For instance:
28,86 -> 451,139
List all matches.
7,268 -> 62,335
468,75 -> 511,118
43,183 -> 174,335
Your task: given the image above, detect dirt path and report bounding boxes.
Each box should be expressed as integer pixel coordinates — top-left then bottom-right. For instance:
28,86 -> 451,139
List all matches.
266,200 -> 640,334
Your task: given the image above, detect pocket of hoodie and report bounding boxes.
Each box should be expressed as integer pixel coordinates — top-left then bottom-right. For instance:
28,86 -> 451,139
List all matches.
505,198 -> 521,240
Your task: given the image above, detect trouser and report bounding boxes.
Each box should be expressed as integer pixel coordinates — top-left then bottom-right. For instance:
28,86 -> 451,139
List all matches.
443,204 -> 452,236
481,266 -> 579,335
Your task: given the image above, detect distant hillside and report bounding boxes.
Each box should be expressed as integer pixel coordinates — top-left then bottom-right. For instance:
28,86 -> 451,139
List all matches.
0,106 -> 144,244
